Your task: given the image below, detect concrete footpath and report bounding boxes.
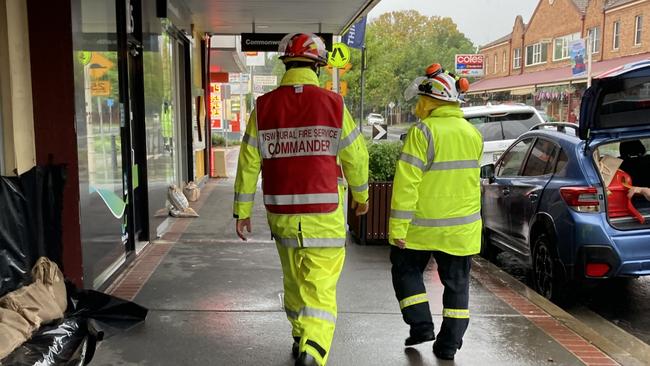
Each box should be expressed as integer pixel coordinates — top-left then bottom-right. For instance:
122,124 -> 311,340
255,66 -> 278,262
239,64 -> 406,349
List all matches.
93,149 -> 644,366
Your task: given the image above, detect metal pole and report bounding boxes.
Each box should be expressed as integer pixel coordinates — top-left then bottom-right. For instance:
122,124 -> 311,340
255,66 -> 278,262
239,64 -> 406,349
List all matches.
587,33 -> 593,88
359,46 -> 365,132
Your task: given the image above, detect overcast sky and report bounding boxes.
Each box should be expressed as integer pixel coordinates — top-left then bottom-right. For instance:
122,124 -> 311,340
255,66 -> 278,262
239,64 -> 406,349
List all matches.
368,0 -> 539,47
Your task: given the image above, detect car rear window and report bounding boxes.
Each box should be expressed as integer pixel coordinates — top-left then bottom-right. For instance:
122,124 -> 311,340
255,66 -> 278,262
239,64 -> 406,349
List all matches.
599,77 -> 650,129
467,112 -> 542,142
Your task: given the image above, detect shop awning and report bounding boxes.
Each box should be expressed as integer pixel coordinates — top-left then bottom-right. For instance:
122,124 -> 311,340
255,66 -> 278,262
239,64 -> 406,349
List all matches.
185,0 -> 380,35
468,53 -> 650,94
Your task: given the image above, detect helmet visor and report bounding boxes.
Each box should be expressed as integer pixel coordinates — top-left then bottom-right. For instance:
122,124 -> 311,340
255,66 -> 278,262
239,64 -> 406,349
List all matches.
404,76 -> 427,101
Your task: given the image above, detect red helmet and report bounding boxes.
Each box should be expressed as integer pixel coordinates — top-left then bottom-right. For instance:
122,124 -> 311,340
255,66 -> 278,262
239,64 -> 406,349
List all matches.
278,33 -> 328,66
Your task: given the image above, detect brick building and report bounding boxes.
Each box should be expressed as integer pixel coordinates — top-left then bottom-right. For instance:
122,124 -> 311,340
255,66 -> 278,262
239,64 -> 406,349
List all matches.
470,0 -> 650,121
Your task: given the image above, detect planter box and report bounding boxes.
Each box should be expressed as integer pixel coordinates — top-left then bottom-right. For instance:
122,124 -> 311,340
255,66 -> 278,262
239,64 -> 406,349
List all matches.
348,181 -> 393,244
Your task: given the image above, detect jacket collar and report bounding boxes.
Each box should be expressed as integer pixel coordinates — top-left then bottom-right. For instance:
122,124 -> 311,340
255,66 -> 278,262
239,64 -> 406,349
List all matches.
428,104 -> 464,119
280,68 -> 320,86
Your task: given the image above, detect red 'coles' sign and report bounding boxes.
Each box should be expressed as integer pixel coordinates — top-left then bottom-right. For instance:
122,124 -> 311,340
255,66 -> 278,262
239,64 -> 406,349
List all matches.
455,54 -> 485,77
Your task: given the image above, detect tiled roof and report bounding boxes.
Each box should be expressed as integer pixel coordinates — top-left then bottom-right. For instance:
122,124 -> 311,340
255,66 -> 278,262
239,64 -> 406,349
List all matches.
468,52 -> 650,93
480,34 -> 512,50
605,0 -> 642,9
572,0 -> 589,12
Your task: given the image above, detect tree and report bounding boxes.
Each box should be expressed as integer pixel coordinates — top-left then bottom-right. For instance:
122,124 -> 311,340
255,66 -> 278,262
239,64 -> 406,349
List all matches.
341,10 -> 475,122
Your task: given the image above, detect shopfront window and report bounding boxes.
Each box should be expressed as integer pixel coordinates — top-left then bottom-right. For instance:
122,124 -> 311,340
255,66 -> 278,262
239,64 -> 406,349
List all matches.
613,21 -> 621,50
142,11 -> 180,236
72,0 -> 126,288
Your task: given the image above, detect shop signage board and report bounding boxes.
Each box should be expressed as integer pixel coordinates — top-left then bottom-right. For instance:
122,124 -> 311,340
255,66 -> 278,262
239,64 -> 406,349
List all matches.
253,75 -> 278,86
228,73 -> 250,83
241,33 -> 333,52
210,83 -> 222,128
569,39 -> 587,77
455,54 -> 484,77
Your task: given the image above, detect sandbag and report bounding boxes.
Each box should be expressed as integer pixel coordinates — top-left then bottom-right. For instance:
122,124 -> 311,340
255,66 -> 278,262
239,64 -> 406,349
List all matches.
169,207 -> 199,218
168,184 -> 189,211
0,281 -> 64,326
0,308 -> 31,360
183,181 -> 200,202
31,257 -> 67,314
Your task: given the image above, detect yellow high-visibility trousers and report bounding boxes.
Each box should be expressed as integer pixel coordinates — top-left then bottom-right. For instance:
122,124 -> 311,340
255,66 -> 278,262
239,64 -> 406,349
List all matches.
276,243 -> 345,366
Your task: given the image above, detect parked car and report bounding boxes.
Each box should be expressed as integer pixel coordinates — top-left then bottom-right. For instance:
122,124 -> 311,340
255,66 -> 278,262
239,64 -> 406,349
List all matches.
480,60 -> 650,303
463,104 -> 546,166
366,113 -> 385,125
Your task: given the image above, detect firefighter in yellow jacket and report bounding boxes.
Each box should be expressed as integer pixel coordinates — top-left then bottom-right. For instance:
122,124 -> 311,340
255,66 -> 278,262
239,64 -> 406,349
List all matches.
233,33 -> 369,366
389,63 -> 482,360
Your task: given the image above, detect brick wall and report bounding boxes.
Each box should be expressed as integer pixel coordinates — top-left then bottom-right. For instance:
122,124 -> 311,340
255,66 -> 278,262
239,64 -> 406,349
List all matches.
603,1 -> 650,59
522,0 -> 583,73
483,42 -> 511,78
511,16 -> 526,75
584,0 -> 606,61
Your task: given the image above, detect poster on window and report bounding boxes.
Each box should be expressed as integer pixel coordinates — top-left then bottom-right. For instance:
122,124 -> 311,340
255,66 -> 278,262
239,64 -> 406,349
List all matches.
569,39 -> 586,77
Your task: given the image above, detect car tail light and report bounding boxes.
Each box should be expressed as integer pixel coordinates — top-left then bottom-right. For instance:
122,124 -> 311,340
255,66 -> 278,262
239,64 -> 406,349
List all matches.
585,263 -> 610,277
560,187 -> 600,212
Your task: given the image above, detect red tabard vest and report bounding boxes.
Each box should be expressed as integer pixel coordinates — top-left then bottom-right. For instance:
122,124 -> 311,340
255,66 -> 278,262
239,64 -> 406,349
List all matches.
256,84 -> 343,214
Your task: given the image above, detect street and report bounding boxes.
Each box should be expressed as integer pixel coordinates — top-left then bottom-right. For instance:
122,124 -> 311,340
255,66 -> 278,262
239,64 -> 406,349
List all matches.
492,252 -> 650,348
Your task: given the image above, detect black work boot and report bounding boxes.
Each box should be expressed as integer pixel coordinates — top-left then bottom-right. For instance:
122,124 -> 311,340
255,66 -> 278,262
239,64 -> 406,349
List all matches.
404,332 -> 435,346
432,340 -> 461,361
295,352 -> 318,366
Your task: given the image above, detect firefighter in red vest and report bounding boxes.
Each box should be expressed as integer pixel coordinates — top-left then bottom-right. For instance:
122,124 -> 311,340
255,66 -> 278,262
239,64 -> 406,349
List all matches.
233,33 -> 369,366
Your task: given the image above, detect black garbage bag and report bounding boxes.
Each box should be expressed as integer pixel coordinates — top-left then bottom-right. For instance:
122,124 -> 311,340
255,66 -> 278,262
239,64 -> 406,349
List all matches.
0,176 -> 31,298
1,317 -> 102,366
68,286 -> 148,334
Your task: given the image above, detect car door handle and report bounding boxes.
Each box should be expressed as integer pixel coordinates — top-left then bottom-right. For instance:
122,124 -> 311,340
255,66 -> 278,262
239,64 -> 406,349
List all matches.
502,187 -> 511,196
528,193 -> 539,201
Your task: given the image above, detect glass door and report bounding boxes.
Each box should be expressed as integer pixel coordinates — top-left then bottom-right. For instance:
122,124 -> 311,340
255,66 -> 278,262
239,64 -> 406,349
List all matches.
72,0 -> 128,289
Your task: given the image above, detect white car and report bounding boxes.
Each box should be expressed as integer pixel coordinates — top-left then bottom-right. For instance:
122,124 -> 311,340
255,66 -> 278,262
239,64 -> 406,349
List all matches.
366,113 -> 385,125
462,104 -> 546,166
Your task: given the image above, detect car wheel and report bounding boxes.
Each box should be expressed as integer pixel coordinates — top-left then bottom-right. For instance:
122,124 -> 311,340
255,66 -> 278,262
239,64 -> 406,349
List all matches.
532,235 -> 571,304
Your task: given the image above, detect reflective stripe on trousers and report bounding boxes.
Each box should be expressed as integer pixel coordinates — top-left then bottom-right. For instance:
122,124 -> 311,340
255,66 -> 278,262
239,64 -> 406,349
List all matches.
286,306 -> 337,324
399,293 -> 428,310
264,193 -> 339,206
276,237 -> 345,248
443,308 -> 469,319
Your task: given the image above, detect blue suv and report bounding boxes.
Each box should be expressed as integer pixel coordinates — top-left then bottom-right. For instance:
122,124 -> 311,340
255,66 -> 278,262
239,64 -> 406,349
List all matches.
480,60 -> 650,302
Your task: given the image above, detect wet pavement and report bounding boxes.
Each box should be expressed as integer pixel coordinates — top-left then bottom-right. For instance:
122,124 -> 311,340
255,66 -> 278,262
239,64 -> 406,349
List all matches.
491,251 -> 650,345
92,149 -> 642,365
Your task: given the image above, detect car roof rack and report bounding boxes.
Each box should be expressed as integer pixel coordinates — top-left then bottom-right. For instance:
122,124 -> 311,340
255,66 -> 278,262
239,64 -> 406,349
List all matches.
529,122 -> 578,133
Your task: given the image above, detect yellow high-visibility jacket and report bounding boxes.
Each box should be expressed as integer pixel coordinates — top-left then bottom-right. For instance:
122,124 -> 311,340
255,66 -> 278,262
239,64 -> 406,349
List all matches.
233,68 -> 369,247
389,104 -> 483,255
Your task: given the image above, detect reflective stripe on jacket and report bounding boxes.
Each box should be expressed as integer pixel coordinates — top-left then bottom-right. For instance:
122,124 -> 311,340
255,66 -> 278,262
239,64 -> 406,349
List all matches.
389,104 -> 483,255
233,68 -> 369,248
256,84 -> 343,214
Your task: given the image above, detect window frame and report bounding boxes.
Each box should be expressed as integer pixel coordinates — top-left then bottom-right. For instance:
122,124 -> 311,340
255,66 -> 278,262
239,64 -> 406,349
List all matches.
513,48 -> 521,69
502,50 -> 507,72
485,56 -> 489,75
496,138 -> 535,177
588,27 -> 601,54
635,15 -> 643,46
613,20 -> 621,50
525,43 -> 547,66
494,54 -> 498,74
553,33 -> 581,61
521,138 -> 561,177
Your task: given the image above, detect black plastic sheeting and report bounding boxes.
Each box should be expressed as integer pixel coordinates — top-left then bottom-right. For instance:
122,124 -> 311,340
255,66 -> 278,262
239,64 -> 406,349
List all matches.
1,317 -> 101,366
0,165 -> 66,297
0,176 -> 31,298
2,285 -> 148,366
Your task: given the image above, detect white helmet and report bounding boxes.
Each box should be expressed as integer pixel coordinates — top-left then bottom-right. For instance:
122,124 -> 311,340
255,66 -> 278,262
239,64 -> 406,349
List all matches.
404,63 -> 470,103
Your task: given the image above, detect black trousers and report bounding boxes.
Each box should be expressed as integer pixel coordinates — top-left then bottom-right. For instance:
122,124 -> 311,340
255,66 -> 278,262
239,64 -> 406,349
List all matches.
390,246 -> 471,350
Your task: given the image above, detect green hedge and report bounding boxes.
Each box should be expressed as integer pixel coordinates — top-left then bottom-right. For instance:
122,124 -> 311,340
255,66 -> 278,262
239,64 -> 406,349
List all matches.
367,140 -> 402,182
